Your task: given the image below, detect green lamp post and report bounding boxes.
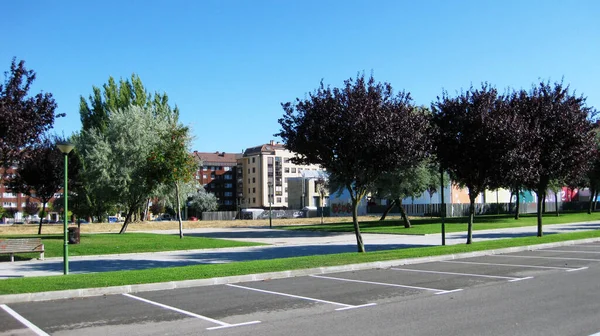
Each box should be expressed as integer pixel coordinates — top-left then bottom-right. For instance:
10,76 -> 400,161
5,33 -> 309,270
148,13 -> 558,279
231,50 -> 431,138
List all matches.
57,141 -> 74,275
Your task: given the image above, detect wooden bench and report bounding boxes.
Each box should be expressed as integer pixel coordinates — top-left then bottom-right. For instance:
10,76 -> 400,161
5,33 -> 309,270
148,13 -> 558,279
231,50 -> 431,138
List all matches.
0,238 -> 45,262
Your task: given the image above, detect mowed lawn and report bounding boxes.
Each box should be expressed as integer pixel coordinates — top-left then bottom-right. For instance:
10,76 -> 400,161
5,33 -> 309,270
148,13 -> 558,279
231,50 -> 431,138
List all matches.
282,212 -> 600,235
0,233 -> 264,260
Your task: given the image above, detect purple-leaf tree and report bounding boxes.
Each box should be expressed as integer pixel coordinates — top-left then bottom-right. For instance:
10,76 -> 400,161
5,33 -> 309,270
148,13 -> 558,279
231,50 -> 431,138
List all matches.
0,58 -> 62,168
277,74 -> 430,252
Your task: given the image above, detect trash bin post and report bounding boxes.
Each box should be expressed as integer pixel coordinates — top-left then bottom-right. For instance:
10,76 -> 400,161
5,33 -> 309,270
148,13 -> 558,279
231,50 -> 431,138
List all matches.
68,227 -> 80,244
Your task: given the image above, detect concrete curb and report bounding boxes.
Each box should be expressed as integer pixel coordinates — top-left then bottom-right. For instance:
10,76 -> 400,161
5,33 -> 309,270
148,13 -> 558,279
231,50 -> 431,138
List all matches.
2,237 -> 599,304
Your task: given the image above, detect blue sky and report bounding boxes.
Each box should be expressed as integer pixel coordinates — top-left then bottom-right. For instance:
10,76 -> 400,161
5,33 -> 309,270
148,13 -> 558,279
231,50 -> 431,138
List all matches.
2,0 -> 598,153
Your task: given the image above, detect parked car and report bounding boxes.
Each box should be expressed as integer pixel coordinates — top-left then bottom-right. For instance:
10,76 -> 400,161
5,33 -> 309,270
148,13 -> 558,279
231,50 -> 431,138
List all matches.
188,216 -> 198,221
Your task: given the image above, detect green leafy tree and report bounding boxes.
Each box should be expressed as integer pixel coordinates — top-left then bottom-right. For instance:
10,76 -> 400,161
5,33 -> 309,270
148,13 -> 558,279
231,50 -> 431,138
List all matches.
77,105 -> 170,233
188,189 -> 219,216
277,74 -> 431,252
0,58 -> 62,168
375,162 -> 434,227
78,74 -> 178,220
148,124 -> 198,238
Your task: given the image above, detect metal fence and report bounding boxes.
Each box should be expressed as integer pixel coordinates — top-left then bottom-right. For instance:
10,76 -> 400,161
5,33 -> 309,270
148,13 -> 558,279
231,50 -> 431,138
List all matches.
368,201 -> 568,218
201,211 -> 238,221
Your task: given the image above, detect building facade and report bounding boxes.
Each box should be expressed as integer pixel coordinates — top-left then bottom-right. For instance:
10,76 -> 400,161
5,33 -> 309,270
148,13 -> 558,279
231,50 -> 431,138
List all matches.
239,141 -> 327,210
192,151 -> 240,211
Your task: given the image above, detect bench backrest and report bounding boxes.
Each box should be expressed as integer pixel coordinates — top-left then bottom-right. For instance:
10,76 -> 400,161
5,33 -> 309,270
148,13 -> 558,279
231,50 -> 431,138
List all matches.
0,238 -> 44,252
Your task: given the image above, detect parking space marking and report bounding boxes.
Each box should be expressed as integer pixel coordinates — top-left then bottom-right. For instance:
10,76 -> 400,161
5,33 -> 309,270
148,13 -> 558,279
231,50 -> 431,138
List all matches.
441,260 -> 587,271
122,293 -> 260,330
1,304 -> 49,336
390,267 -> 533,282
542,249 -> 600,254
490,254 -> 600,262
226,284 -> 376,311
309,274 -> 463,295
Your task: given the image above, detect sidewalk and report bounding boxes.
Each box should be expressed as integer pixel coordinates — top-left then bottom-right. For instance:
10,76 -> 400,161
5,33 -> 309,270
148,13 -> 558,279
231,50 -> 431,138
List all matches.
1,221 -> 599,279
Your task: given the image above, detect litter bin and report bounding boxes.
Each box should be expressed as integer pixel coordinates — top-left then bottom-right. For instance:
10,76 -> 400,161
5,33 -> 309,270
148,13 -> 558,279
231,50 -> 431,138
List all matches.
68,227 -> 80,244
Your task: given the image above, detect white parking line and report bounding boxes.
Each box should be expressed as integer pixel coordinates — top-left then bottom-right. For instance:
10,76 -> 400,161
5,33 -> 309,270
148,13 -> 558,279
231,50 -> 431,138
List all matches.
441,260 -> 586,271
542,249 -> 600,254
490,254 -> 600,262
1,304 -> 49,336
122,293 -> 260,330
310,274 -> 463,295
226,284 -> 376,311
390,267 -> 533,282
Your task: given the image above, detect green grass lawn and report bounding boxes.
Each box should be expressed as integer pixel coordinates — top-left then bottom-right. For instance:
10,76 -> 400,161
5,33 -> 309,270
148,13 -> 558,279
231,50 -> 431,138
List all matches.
0,233 -> 264,260
1,229 -> 600,295
281,212 -> 600,235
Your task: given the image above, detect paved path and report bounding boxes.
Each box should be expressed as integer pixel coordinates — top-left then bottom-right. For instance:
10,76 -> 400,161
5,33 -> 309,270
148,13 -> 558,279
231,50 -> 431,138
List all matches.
0,221 -> 599,279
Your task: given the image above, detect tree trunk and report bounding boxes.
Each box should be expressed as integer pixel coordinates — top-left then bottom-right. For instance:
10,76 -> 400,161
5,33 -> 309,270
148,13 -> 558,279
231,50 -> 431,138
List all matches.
514,189 -> 520,220
379,200 -> 395,221
351,196 -> 365,253
554,191 -> 559,217
397,199 -> 411,228
143,198 -> 151,221
119,207 -> 135,234
175,182 -> 184,239
594,191 -> 598,211
38,201 -> 47,235
536,189 -> 543,237
589,189 -> 595,214
467,193 -> 475,244
542,191 -> 546,214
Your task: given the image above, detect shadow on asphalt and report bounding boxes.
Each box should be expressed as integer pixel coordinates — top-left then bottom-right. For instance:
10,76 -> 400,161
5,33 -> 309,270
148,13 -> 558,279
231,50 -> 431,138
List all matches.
13,243 -> 433,274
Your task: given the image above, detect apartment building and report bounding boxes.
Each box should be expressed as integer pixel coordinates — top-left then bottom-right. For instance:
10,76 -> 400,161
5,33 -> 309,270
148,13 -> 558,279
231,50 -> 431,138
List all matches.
192,151 -> 240,211
239,141 -> 327,209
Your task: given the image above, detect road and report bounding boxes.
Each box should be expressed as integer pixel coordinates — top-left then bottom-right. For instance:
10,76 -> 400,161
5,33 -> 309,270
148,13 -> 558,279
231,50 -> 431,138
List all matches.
2,242 -> 600,335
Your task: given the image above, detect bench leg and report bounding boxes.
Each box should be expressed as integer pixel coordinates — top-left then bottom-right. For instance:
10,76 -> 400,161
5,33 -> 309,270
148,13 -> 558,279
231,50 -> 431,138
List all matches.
10,253 -> 14,262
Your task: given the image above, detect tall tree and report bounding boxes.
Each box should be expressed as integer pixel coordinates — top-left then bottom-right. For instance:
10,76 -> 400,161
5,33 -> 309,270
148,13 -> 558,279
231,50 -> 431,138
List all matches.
78,75 -> 179,221
77,105 -> 170,233
277,74 -> 431,252
188,189 -> 219,216
432,84 -> 510,244
0,58 -> 62,168
519,82 -> 595,236
148,124 -> 197,238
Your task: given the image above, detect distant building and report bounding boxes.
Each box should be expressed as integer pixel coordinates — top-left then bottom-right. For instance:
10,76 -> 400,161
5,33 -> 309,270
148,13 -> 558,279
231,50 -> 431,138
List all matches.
238,140 -> 327,210
192,151 -> 240,211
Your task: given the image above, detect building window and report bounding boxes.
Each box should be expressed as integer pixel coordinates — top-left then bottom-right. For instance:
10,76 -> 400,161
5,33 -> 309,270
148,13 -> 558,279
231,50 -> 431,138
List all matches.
2,192 -> 15,198
224,192 -> 233,197
252,187 -> 256,193
252,167 -> 256,173
291,168 -> 296,173
203,174 -> 207,179
224,174 -> 232,180
224,166 -> 231,171
211,173 -> 215,179
252,157 -> 255,163
284,158 -> 290,163
224,200 -> 233,205
252,177 -> 256,183
248,188 -> 250,194
276,197 -> 282,203
284,167 -> 290,173
252,197 -> 256,203
224,183 -> 233,188
248,168 -> 250,174
203,165 -> 209,170
268,157 -> 273,164
248,178 -> 251,184
285,197 -> 288,202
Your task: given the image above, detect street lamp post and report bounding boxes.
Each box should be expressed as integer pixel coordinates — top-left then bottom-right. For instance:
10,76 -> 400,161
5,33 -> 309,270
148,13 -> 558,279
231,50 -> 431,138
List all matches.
267,181 -> 272,228
57,141 -> 74,275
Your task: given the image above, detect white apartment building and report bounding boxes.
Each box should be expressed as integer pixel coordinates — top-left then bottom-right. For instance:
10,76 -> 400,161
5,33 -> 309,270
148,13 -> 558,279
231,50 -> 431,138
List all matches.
239,141 -> 327,209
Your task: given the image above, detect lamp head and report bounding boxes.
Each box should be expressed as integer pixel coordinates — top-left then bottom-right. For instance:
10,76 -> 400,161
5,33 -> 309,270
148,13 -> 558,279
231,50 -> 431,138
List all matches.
57,142 -> 75,154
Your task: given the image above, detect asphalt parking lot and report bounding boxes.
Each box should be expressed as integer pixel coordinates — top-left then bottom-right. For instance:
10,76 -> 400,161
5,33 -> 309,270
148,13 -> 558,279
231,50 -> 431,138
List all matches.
2,242 -> 600,335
